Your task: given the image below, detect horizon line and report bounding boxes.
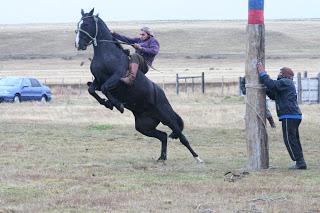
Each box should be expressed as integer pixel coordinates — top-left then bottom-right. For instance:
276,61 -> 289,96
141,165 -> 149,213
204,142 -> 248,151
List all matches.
1,18 -> 320,26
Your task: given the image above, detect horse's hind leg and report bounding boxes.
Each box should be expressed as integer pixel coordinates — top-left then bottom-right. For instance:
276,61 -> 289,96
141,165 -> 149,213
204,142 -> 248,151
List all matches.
135,114 -> 168,161
157,105 -> 203,163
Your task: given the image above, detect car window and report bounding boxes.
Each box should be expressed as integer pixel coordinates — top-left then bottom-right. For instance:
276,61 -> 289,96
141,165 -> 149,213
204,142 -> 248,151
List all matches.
22,78 -> 32,87
30,79 -> 41,87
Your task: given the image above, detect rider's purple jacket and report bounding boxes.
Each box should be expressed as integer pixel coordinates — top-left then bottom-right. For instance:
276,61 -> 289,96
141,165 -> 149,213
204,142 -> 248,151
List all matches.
112,32 -> 160,65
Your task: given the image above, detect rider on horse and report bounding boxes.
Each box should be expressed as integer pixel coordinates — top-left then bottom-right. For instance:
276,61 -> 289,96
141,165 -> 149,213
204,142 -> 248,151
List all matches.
111,27 -> 160,85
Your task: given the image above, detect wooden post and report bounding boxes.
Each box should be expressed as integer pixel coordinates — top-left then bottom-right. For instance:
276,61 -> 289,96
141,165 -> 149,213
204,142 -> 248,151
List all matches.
79,78 -> 82,96
201,72 -> 205,94
297,72 -> 302,104
192,77 -> 195,93
245,0 -> 268,170
184,78 -> 187,93
317,73 -> 320,103
304,71 -> 308,78
221,76 -> 224,96
61,78 -> 64,95
176,73 -> 179,95
162,77 -> 165,91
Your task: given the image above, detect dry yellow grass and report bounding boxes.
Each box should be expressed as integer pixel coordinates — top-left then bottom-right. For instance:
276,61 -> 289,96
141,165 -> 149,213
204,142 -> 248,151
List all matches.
0,20 -> 320,212
0,94 -> 319,212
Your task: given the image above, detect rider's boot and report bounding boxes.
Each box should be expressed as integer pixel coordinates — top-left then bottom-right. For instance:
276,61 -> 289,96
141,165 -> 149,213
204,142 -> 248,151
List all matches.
121,63 -> 139,86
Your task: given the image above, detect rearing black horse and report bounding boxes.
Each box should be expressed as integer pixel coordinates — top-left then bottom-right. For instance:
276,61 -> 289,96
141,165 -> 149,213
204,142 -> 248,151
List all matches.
75,8 -> 203,163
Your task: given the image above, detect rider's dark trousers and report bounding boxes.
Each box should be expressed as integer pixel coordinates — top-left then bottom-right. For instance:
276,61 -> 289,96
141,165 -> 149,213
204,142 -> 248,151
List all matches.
130,53 -> 149,74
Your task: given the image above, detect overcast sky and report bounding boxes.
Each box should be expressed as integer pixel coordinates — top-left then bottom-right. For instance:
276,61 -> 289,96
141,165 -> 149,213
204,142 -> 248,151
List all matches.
1,0 -> 320,24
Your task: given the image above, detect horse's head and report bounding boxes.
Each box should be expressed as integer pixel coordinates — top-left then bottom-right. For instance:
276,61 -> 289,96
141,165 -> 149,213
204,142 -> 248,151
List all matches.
75,8 -> 99,50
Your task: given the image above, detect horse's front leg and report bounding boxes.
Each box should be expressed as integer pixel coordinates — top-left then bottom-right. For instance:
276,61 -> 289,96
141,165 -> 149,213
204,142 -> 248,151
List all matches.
87,81 -> 113,110
100,74 -> 124,113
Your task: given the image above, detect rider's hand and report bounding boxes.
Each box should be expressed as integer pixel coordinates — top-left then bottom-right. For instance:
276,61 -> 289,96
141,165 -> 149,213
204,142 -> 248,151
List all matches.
121,77 -> 133,86
257,62 -> 265,73
133,43 -> 141,50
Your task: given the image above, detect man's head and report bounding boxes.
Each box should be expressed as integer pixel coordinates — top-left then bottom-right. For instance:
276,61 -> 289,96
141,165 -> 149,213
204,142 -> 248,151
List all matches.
140,27 -> 153,41
278,67 -> 294,80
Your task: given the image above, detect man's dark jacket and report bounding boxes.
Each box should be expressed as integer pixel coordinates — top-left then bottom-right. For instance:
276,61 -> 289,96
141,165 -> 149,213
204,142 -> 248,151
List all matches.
259,72 -> 302,120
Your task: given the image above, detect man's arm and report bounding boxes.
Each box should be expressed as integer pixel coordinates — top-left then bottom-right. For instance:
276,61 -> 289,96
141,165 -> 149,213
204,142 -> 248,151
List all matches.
257,63 -> 286,92
112,32 -> 139,44
266,88 -> 276,100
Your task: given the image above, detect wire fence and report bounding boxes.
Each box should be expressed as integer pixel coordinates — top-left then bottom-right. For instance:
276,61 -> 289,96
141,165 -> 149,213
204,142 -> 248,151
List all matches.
42,75 -> 239,97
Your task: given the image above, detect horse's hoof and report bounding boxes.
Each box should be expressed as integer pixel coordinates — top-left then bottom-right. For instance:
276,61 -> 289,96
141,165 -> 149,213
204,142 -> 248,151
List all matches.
104,101 -> 114,110
157,157 -> 167,162
116,103 -> 124,113
156,156 -> 167,164
194,156 -> 204,164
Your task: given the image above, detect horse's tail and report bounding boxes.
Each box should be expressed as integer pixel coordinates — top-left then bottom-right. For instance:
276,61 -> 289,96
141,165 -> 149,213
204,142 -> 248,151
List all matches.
175,112 -> 184,132
169,111 -> 184,139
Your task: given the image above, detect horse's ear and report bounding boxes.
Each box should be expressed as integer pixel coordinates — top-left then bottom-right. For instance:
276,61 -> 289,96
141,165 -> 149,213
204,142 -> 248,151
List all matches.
81,9 -> 85,16
96,13 -> 99,18
89,8 -> 94,16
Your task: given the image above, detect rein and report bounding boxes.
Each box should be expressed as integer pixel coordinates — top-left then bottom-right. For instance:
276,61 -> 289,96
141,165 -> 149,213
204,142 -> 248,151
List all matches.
99,39 -> 132,46
76,15 -> 132,47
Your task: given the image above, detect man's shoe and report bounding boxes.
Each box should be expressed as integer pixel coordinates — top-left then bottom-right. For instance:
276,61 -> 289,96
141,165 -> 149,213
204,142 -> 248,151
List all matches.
288,160 -> 307,170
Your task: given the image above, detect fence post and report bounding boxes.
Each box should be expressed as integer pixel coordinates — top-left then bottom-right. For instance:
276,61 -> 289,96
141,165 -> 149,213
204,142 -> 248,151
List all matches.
79,78 -> 82,96
61,78 -> 64,95
201,72 -> 205,94
297,72 -> 302,104
184,78 -> 187,93
318,73 -> 320,104
192,77 -> 195,93
176,73 -> 179,95
221,76 -> 224,96
304,71 -> 308,78
162,76 -> 165,91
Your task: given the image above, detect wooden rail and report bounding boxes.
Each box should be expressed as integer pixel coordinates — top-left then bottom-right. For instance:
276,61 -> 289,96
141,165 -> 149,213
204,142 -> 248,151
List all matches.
176,72 -> 205,95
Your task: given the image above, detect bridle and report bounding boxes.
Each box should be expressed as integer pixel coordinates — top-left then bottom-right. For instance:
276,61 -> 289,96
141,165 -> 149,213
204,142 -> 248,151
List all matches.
75,15 -> 130,47
75,15 -> 99,46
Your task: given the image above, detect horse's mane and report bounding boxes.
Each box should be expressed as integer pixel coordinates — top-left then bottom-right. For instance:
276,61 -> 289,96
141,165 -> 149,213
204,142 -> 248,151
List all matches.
98,17 -> 130,56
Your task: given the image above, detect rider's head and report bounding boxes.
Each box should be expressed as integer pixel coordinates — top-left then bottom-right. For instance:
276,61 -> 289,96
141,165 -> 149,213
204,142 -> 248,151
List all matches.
140,27 -> 153,41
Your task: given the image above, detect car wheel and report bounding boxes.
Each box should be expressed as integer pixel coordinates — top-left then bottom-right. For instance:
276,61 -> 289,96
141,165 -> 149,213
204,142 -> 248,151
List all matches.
14,95 -> 21,103
41,95 -> 47,102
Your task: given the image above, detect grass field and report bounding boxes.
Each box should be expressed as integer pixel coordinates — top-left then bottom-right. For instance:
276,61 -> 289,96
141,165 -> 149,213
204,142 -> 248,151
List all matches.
0,95 -> 320,212
0,20 -> 320,212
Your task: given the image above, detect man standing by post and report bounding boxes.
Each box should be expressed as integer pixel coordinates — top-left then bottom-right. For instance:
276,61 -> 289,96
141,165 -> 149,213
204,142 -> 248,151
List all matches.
257,63 -> 307,170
